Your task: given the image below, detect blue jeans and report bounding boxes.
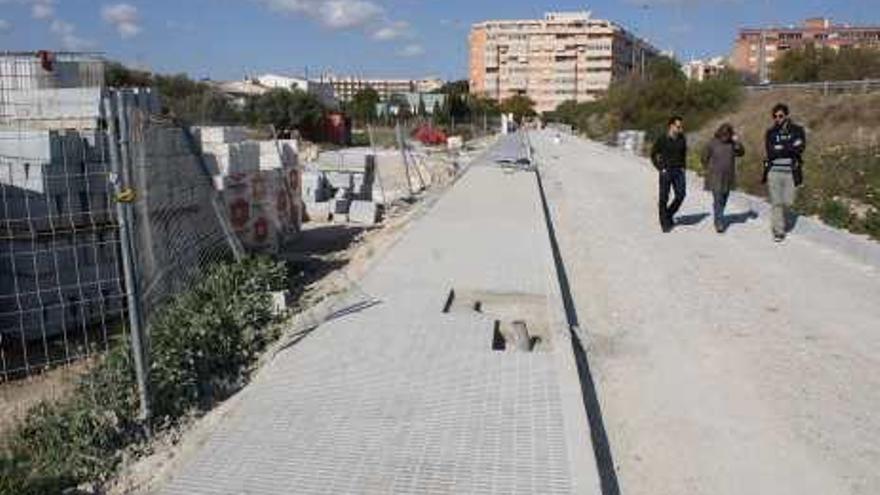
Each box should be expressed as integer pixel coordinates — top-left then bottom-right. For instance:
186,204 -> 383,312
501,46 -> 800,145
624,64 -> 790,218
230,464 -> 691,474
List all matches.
659,168 -> 686,227
713,191 -> 729,229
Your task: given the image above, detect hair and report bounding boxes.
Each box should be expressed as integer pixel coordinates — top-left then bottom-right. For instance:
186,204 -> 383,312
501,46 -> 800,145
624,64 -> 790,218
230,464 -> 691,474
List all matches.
668,115 -> 683,127
714,123 -> 734,140
772,103 -> 790,116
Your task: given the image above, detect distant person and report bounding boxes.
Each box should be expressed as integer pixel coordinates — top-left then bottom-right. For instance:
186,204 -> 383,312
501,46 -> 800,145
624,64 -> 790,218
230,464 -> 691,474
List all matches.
651,115 -> 688,232
701,123 -> 745,233
764,103 -> 806,242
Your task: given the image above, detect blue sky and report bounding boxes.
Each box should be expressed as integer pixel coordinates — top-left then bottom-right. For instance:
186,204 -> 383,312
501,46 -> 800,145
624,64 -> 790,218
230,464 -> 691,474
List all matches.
1,0 -> 878,81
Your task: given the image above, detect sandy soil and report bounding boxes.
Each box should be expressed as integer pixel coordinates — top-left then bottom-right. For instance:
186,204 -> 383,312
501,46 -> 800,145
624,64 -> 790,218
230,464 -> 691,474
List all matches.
537,132 -> 880,495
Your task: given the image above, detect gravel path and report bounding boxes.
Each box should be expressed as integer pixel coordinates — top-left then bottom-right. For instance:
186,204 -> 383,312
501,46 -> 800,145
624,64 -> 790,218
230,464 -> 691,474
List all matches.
534,130 -> 880,495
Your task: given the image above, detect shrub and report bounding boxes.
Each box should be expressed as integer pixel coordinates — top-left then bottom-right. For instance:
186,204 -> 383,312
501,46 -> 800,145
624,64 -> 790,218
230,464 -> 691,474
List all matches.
1,257 -> 287,494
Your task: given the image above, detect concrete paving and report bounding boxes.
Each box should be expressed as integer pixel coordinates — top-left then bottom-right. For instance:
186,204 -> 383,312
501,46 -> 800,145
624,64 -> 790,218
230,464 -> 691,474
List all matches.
532,130 -> 880,495
159,135 -> 601,495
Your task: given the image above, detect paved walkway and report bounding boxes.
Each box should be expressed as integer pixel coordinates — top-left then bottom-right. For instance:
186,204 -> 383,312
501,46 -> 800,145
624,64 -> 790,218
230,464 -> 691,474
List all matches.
160,135 -> 601,495
533,130 -> 880,495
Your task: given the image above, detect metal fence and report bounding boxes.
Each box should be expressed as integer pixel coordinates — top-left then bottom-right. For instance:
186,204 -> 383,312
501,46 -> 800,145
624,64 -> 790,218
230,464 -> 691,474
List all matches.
0,52 -> 241,387
744,79 -> 880,95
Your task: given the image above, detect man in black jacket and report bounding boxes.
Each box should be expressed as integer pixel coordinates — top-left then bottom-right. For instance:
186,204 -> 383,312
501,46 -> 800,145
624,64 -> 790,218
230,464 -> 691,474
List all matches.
764,103 -> 806,242
651,115 -> 687,232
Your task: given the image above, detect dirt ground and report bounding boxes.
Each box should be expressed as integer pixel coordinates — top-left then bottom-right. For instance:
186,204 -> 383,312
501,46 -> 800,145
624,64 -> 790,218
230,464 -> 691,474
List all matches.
0,359 -> 94,449
538,131 -> 880,495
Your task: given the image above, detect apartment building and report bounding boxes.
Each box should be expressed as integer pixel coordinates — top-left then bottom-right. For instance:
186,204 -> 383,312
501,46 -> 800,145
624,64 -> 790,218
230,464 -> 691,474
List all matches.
732,18 -> 880,82
683,57 -> 728,81
326,76 -> 444,102
469,11 -> 660,114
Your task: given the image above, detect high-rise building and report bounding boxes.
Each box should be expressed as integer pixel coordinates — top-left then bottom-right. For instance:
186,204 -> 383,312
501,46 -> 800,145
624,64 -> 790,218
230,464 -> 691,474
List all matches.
469,11 -> 660,114
732,18 -> 880,83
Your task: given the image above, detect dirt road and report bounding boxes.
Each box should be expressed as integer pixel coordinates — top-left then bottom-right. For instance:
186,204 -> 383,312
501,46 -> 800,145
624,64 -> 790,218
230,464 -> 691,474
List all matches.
534,131 -> 880,495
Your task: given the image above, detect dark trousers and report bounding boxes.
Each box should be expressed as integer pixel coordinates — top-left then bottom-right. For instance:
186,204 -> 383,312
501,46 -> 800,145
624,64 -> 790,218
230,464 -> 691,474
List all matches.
713,191 -> 729,229
658,168 -> 686,227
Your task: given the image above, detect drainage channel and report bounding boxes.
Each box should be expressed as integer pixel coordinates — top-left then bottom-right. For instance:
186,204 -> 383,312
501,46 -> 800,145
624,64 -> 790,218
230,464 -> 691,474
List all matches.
526,130 -> 622,495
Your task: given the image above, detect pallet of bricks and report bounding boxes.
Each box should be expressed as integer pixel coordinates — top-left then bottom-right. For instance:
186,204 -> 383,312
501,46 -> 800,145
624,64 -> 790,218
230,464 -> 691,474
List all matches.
193,126 -> 303,254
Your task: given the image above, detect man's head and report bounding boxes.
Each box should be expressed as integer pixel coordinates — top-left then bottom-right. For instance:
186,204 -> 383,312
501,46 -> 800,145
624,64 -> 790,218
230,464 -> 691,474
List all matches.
772,103 -> 790,126
668,115 -> 684,137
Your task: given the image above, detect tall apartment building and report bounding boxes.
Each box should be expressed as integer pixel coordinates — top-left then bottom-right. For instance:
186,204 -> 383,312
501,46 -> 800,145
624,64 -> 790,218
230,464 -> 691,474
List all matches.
325,76 -> 444,102
469,11 -> 660,114
732,18 -> 880,82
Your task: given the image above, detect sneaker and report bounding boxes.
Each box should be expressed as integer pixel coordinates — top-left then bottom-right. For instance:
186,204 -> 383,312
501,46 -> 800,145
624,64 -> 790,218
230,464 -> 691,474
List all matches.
773,233 -> 785,242
715,223 -> 725,234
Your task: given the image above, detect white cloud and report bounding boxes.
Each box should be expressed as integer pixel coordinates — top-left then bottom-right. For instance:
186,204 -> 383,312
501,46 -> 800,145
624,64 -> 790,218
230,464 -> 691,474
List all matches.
50,19 -> 94,50
102,3 -> 142,39
371,20 -> 408,41
257,0 -> 383,29
0,19 -> 12,34
399,43 -> 424,57
32,0 -> 54,19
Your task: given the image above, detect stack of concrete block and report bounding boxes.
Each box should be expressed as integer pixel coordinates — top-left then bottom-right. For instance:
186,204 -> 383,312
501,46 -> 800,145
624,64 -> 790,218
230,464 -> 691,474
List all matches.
258,140 -> 298,171
348,200 -> 378,226
193,126 -> 248,146
301,169 -> 328,203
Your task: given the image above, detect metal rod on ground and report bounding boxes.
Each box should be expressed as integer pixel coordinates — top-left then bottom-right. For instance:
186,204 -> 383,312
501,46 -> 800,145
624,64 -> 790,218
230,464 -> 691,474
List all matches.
105,91 -> 151,432
367,124 -> 387,204
396,121 -> 415,196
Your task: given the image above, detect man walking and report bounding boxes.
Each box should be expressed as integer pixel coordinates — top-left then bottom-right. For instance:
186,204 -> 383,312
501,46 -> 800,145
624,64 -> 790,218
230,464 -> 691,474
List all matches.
651,116 -> 688,232
764,103 -> 806,242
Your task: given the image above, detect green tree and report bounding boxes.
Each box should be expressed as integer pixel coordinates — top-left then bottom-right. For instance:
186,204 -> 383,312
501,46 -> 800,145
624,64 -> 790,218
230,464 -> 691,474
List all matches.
771,45 -> 834,82
350,87 -> 380,125
500,94 -> 537,123
250,88 -> 325,136
417,97 -> 427,117
105,62 -> 153,87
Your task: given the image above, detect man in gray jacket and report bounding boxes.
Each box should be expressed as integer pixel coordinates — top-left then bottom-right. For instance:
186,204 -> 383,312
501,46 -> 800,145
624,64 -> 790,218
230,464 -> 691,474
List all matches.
764,103 -> 806,242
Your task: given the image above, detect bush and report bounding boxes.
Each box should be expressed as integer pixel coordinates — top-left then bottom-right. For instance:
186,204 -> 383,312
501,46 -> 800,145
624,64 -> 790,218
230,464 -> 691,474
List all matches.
1,257 -> 287,494
549,57 -> 743,141
819,199 -> 853,228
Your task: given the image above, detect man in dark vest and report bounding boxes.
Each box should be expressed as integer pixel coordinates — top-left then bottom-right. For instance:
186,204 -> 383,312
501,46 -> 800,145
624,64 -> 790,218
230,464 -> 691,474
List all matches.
764,103 -> 806,242
651,115 -> 688,232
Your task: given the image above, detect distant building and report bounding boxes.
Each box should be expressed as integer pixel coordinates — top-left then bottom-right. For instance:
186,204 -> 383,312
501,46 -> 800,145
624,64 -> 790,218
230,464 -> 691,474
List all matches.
683,57 -> 728,81
469,11 -> 660,113
375,92 -> 447,117
256,74 -> 337,108
214,74 -> 337,108
732,18 -> 880,82
326,76 -> 445,103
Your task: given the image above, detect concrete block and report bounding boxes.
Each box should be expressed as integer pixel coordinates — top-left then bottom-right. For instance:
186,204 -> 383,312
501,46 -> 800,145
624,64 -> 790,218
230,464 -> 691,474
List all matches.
194,126 -> 248,145
270,290 -> 289,317
325,171 -> 353,190
348,200 -> 378,226
334,198 -> 351,215
302,171 -> 327,203
305,201 -> 332,222
258,141 -> 298,170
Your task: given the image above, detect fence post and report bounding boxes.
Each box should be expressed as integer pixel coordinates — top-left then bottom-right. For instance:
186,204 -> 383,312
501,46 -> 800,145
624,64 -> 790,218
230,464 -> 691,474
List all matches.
103,91 -> 151,431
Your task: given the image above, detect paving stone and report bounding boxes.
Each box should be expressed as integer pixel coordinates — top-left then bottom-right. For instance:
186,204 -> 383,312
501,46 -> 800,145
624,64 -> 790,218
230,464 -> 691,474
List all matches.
160,136 -> 600,495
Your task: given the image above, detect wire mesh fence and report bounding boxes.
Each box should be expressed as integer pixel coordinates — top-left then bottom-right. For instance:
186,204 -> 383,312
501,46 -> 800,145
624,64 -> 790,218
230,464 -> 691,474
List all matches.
0,52 -> 247,386
0,52 -> 126,381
